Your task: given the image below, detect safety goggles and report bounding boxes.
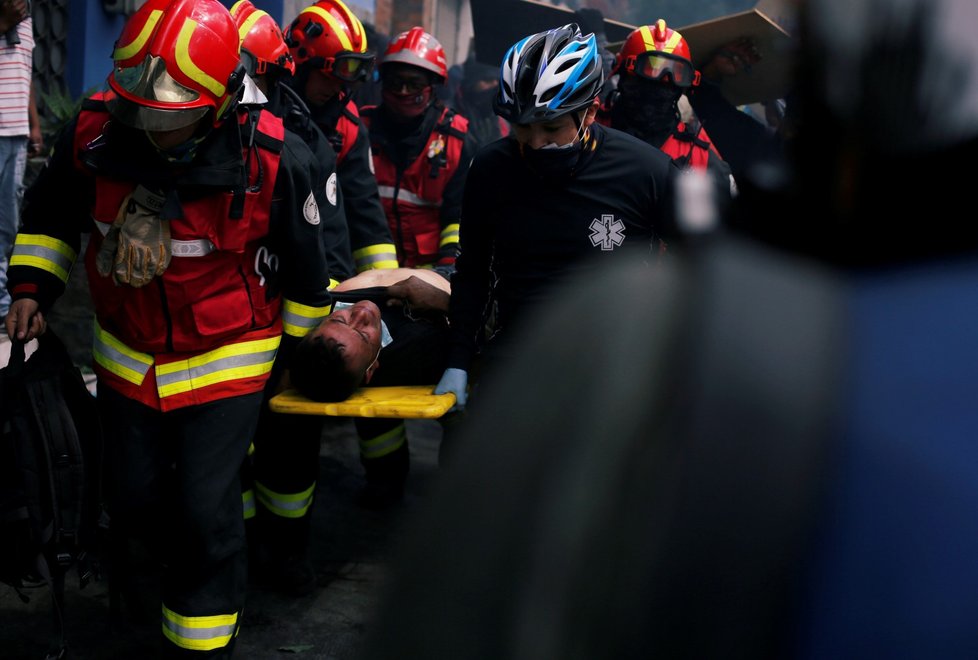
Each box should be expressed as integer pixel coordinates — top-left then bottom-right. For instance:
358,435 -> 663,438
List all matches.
107,55 -> 209,130
381,74 -> 431,94
330,52 -> 375,83
626,51 -> 700,88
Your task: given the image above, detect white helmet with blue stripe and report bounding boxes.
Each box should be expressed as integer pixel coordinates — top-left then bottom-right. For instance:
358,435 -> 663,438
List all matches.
493,23 -> 604,124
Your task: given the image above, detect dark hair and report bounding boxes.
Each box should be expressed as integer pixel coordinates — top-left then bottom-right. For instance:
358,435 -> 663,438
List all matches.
290,335 -> 364,402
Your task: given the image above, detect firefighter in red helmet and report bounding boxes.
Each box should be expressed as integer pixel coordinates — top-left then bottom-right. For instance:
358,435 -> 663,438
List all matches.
285,0 -> 397,274
603,20 -> 734,197
355,27 -> 475,507
5,0 -> 336,655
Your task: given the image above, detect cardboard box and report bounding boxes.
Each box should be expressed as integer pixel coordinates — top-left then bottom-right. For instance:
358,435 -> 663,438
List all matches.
679,7 -> 796,105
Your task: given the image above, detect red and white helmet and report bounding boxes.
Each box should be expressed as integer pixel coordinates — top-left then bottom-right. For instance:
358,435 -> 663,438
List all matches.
382,27 -> 448,82
106,0 -> 246,130
230,0 -> 295,76
285,0 -> 374,83
613,19 -> 701,88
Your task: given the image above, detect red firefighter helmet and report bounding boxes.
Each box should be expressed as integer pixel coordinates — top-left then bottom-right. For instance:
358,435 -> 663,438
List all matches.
613,19 -> 701,88
382,27 -> 448,82
285,0 -> 374,83
230,0 -> 295,76
106,0 -> 246,130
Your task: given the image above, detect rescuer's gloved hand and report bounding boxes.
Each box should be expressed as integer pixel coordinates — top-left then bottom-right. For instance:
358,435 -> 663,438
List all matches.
435,367 -> 468,411
95,186 -> 171,288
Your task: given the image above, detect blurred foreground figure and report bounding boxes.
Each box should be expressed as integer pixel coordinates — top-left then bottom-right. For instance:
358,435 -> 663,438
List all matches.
363,0 -> 978,657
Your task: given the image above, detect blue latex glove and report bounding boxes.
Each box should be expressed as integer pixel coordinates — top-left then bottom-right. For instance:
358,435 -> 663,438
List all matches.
435,367 -> 468,411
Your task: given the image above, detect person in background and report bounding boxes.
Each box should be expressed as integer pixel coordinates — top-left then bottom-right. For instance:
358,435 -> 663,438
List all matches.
603,20 -> 734,199
454,54 -> 510,149
0,0 -> 40,327
361,27 -> 475,271
285,0 -> 398,274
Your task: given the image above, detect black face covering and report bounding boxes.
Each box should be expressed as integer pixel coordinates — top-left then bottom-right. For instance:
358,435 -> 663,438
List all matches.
612,79 -> 682,147
520,140 -> 585,179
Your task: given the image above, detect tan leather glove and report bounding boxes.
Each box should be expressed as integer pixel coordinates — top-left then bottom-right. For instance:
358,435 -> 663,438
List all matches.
95,186 -> 171,288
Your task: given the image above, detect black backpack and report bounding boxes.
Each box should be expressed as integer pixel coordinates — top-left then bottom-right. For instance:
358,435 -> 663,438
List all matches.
0,331 -> 104,659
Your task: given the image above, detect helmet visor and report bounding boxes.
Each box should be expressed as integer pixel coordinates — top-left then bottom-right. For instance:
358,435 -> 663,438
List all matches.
633,51 -> 697,87
107,55 -> 209,130
332,52 -> 375,83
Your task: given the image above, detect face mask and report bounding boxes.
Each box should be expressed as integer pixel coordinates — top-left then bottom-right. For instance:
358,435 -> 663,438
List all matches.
332,301 -> 393,347
519,120 -> 589,178
382,87 -> 433,119
613,80 -> 681,142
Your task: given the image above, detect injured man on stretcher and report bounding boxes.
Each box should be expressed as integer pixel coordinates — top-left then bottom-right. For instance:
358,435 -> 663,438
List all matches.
289,268 -> 451,402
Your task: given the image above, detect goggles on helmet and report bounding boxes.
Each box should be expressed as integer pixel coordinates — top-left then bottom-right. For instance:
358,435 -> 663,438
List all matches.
628,51 -> 699,88
107,55 -> 209,131
331,52 -> 375,82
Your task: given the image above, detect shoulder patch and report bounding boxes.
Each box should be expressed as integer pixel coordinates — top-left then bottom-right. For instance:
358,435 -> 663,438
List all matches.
326,172 -> 338,206
303,191 -> 321,225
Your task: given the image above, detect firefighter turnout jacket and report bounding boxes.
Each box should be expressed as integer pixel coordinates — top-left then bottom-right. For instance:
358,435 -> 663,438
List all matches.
8,97 -> 335,411
309,94 -> 399,273
361,103 -> 474,269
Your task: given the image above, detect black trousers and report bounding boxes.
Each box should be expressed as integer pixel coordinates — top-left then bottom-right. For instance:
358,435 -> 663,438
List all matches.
100,387 -> 262,658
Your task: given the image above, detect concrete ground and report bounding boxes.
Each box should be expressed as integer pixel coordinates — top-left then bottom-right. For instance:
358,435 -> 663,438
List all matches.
0,417 -> 442,660
0,246 -> 443,659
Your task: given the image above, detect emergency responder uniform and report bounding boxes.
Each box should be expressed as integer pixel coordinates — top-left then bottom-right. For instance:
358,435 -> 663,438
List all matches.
601,20 -> 733,198
6,1 -> 335,655
438,25 -> 676,399
360,27 -> 476,270
285,0 -> 398,274
231,0 -> 356,285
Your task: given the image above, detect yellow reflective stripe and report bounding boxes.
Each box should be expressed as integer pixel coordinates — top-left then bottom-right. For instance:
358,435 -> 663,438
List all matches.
175,19 -> 226,99
328,278 -> 340,290
113,9 -> 163,60
302,6 -> 353,52
640,25 -> 655,51
329,0 -> 365,50
155,336 -> 280,398
10,234 -> 77,283
353,243 -> 398,271
242,489 -> 255,520
93,320 -> 153,385
439,223 -> 460,247
236,9 -> 264,43
282,299 -> 331,338
255,481 -> 315,519
162,604 -> 237,652
663,30 -> 683,55
358,424 -> 405,459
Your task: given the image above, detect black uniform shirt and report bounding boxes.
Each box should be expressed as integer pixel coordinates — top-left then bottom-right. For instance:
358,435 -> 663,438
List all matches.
448,122 -> 676,369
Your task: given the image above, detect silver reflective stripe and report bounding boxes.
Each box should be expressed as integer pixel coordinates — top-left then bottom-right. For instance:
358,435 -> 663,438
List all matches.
93,332 -> 153,385
281,309 -> 321,332
12,243 -> 74,274
171,239 -> 215,257
162,618 -> 236,642
377,185 -> 441,208
93,219 -> 214,257
359,425 -> 406,459
356,251 -> 396,267
255,482 -> 314,513
155,349 -> 278,388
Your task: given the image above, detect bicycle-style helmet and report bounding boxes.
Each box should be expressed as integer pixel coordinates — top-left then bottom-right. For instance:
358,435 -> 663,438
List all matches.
494,23 -> 604,124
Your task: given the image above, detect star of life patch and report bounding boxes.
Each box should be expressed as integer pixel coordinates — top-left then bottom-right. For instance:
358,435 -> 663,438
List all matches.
326,172 -> 338,207
303,191 -> 320,225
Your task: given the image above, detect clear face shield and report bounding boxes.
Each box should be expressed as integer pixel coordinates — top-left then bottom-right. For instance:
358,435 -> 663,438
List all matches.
106,54 -> 210,131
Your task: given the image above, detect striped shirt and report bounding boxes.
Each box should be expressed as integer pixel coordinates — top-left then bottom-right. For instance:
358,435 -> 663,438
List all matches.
0,17 -> 33,137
